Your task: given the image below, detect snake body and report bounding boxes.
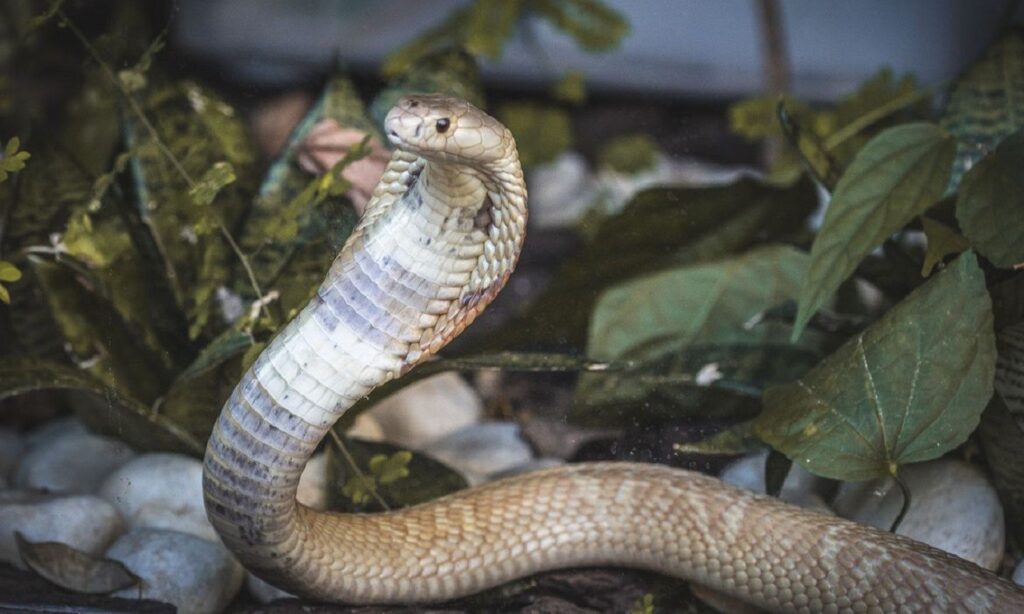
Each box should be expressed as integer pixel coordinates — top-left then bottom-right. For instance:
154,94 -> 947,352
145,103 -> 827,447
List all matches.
203,95 -> 1024,611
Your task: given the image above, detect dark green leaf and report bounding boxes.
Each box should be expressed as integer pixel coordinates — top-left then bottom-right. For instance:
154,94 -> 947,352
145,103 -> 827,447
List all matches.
955,129 -> 1024,268
532,0 -> 629,52
920,217 -> 970,276
757,252 -> 995,481
940,30 -> 1024,192
0,359 -> 204,455
598,133 -> 659,174
16,533 -> 138,594
673,421 -> 762,456
487,177 -> 817,351
793,123 -> 955,338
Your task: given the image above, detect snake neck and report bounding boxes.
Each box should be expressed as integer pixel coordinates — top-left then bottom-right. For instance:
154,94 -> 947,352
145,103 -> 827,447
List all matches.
202,148 -> 526,590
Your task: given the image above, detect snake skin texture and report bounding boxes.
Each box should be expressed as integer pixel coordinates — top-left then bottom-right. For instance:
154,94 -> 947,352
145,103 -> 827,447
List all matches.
203,94 -> 1024,611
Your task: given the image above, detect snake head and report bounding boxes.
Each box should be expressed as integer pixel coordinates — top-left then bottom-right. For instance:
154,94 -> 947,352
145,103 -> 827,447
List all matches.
385,94 -> 511,166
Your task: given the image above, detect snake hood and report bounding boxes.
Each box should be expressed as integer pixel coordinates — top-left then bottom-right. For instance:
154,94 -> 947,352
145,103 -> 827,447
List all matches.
385,94 -> 514,167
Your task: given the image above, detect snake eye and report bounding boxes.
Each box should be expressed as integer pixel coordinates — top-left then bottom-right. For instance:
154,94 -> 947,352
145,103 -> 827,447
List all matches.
435,118 -> 451,133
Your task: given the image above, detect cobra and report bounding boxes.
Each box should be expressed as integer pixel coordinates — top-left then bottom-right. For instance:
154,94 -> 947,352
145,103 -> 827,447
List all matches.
202,94 -> 1024,611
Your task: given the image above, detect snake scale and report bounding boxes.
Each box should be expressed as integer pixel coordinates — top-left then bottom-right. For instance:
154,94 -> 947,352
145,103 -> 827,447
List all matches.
202,94 -> 1024,612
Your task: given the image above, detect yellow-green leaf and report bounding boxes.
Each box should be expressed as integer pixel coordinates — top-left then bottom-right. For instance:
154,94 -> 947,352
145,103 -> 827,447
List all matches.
369,450 -> 413,485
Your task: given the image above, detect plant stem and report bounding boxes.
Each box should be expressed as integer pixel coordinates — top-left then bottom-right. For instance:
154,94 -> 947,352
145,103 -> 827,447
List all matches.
328,428 -> 391,511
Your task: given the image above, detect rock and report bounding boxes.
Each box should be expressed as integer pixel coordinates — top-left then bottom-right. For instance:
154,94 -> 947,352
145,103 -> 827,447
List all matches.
97,454 -> 215,542
296,452 -> 328,511
1014,559 -> 1024,587
422,422 -> 534,485
246,572 -> 296,603
526,151 -> 599,229
14,430 -> 135,494
366,373 -> 483,450
0,428 -> 24,481
833,458 -> 1004,570
346,412 -> 385,442
718,450 -> 828,512
107,528 -> 243,614
0,494 -> 124,569
22,417 -> 87,449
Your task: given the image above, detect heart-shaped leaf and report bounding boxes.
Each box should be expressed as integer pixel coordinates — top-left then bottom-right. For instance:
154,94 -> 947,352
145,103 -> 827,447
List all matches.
956,129 -> 1024,269
758,252 -> 994,480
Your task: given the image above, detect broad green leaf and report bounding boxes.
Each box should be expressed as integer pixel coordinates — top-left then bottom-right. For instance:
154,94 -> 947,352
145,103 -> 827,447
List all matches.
793,123 -> 955,338
577,246 -> 825,424
16,533 -> 138,594
920,217 -> 970,276
940,31 -> 1024,192
0,359 -> 204,455
498,102 -> 572,167
955,129 -> 1024,268
757,252 -> 994,481
589,246 -> 809,360
486,177 -> 817,351
327,437 -> 466,512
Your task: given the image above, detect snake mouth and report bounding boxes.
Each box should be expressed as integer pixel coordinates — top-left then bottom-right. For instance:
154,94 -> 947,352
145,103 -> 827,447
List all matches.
387,130 -> 402,147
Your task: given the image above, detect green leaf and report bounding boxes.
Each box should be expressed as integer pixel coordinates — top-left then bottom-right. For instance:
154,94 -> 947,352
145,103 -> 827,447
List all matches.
955,129 -> 1024,269
577,246 -> 825,425
920,217 -> 970,276
598,133 -> 659,174
589,246 -> 809,360
940,30 -> 1024,193
188,161 -> 236,207
328,438 -> 466,512
0,359 -> 204,455
673,421 -> 762,457
0,136 -> 31,182
0,260 -> 21,305
369,451 -> 413,485
757,252 -> 995,481
464,0 -> 525,59
793,123 -> 956,338
486,177 -> 818,351
498,102 -> 572,167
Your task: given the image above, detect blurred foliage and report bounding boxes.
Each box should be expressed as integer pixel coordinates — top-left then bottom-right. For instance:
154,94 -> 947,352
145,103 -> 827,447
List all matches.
382,0 -> 628,76
0,2 -> 1021,541
598,133 -> 659,174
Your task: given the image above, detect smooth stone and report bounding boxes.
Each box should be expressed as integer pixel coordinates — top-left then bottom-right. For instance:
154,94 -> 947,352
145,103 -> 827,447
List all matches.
22,416 -> 87,449
246,572 -> 296,603
346,412 -> 385,442
1014,559 -> 1024,586
719,451 -> 829,512
366,373 -> 483,450
296,452 -> 328,511
0,428 -> 25,481
0,493 -> 124,569
527,151 -> 599,229
107,528 -> 243,614
833,458 -> 1004,570
14,431 -> 135,494
97,453 -> 215,542
422,422 -> 534,485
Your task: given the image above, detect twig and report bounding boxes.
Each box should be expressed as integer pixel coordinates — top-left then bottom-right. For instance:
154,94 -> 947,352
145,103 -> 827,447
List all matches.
327,428 -> 391,511
755,0 -> 790,168
889,469 -> 912,533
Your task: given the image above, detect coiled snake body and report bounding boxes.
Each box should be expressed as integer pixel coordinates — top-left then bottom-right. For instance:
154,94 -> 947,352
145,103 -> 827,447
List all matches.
203,95 -> 1024,611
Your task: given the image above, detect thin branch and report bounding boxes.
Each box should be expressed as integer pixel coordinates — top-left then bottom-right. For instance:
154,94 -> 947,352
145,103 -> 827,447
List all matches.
327,428 -> 391,512
889,469 -> 912,533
